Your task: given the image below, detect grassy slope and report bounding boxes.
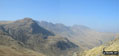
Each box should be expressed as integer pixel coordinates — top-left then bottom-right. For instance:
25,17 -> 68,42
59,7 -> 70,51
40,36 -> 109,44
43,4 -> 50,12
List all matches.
0,45 -> 46,56
77,37 -> 119,56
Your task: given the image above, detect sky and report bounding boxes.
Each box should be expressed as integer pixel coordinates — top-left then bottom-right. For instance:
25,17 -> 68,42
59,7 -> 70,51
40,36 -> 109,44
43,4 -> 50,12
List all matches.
0,0 -> 119,33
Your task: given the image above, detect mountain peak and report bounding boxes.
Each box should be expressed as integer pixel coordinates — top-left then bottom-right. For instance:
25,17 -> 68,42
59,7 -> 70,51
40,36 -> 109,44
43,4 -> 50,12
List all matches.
23,17 -> 33,21
3,18 -> 54,36
15,17 -> 34,23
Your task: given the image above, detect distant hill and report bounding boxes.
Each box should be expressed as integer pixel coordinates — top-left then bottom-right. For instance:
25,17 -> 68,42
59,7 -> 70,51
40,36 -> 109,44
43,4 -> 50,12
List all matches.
39,21 -> 73,37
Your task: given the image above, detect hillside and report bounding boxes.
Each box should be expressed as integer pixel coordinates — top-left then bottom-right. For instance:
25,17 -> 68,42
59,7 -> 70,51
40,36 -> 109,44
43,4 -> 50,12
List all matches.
0,18 -> 79,56
0,29 -> 46,56
0,45 -> 46,56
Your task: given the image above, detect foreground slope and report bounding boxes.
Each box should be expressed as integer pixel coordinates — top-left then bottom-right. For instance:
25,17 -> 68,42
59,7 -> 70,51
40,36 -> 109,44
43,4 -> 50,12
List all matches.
0,45 -> 46,56
77,36 -> 119,56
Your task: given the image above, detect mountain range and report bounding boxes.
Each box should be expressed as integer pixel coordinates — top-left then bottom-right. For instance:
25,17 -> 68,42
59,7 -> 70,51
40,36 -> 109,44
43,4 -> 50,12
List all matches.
0,18 -> 118,56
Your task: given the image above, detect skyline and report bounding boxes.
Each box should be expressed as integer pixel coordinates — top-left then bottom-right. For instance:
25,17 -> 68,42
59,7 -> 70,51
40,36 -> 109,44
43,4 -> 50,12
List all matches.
0,0 -> 119,33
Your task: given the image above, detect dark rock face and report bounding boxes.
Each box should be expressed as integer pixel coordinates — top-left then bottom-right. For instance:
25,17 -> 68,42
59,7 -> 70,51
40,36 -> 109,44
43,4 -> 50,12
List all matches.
56,40 -> 78,50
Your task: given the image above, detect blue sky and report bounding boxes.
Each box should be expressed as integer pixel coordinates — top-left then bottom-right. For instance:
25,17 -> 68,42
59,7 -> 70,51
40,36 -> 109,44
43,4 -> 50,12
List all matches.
0,0 -> 119,33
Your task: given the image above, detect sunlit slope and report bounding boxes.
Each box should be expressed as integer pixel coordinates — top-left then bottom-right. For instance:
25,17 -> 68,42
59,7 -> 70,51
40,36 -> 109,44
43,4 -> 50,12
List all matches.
78,37 -> 119,56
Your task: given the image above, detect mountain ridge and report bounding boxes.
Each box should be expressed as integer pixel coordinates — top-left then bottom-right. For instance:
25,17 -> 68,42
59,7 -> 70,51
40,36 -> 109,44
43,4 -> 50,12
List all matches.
0,18 -> 79,56
39,20 -> 116,49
